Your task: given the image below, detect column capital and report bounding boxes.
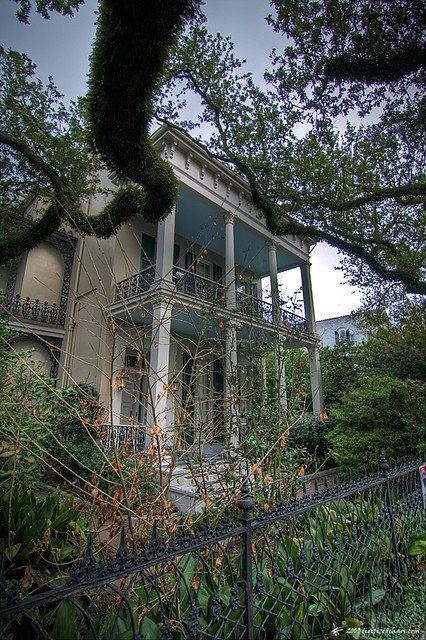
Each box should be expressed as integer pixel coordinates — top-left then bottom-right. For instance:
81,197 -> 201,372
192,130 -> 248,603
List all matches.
225,318 -> 241,331
266,238 -> 278,250
223,210 -> 236,224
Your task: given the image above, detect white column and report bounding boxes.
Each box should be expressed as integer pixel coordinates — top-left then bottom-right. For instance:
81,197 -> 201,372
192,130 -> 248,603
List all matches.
268,239 -> 280,322
300,261 -> 316,334
300,261 -> 324,414
268,240 -> 287,412
224,212 -> 236,308
148,300 -> 173,435
154,206 -> 176,284
308,345 -> 323,415
111,330 -> 126,426
274,343 -> 288,415
224,320 -> 239,446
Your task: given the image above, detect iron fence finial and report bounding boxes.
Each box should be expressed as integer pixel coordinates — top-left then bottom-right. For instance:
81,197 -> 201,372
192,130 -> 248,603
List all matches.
238,477 -> 254,519
379,452 -> 390,478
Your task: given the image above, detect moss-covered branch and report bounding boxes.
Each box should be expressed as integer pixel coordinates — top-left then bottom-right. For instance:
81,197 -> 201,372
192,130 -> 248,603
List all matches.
87,0 -> 200,223
0,1 -> 200,264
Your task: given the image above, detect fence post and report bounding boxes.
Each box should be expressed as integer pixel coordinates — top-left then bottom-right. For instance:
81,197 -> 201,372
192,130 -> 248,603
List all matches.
378,452 -> 402,587
238,478 -> 254,640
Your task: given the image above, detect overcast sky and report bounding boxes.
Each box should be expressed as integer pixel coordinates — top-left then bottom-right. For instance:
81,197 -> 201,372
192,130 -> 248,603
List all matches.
0,0 -> 362,320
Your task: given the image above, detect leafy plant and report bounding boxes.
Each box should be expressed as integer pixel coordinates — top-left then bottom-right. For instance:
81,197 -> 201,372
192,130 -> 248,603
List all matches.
0,317 -> 53,490
0,485 -> 86,587
287,413 -> 332,462
326,376 -> 425,468
42,383 -> 105,485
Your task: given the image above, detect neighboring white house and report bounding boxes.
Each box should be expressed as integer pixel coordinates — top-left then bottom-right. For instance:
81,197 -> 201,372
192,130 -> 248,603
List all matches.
1,125 -> 324,454
316,314 -> 369,348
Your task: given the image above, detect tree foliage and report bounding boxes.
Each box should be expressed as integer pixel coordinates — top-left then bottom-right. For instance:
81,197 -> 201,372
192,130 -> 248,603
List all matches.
321,305 -> 425,406
325,376 -> 425,467
10,0 -> 84,24
2,0 -> 425,299
157,2 -> 425,296
0,0 -> 200,266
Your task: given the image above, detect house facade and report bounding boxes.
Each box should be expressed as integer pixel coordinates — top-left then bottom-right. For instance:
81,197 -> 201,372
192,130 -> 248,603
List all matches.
316,315 -> 368,348
1,125 -> 323,452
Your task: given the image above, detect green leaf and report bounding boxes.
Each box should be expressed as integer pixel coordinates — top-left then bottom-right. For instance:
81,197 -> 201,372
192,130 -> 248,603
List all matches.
408,538 -> 426,557
369,589 -> 386,606
344,617 -> 364,628
141,616 -> 161,640
3,544 -> 22,561
50,600 -> 77,640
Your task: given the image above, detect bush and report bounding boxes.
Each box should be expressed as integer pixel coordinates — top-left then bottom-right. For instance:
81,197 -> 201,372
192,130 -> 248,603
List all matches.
326,376 -> 425,468
0,318 -> 53,490
287,413 -> 332,461
43,384 -> 105,485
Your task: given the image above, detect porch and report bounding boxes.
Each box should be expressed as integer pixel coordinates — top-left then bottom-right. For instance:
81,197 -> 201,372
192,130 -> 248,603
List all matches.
113,267 -> 309,336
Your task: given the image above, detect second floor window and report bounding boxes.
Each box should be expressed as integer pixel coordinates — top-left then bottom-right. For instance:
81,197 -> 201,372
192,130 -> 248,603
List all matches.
140,234 -> 156,271
335,328 -> 354,344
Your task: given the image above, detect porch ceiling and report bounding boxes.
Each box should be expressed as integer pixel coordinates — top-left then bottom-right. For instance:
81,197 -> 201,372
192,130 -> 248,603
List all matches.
176,188 -> 302,277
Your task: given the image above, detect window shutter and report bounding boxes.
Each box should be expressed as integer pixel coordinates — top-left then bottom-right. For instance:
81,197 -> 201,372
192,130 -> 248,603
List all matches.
185,252 -> 196,271
141,234 -> 156,271
173,244 -> 180,266
213,263 -> 223,283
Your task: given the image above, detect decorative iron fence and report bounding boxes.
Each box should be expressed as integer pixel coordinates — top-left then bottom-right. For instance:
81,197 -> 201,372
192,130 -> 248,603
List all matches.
1,455 -> 424,639
0,294 -> 66,327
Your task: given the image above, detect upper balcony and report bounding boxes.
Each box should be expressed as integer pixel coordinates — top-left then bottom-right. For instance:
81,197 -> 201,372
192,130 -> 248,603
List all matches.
107,126 -> 317,344
113,266 -> 309,336
1,293 -> 66,328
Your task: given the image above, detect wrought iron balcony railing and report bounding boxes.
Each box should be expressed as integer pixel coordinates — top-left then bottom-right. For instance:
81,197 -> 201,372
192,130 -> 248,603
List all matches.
236,291 -> 308,333
1,294 -> 66,327
114,267 -> 308,333
114,265 -> 155,302
174,269 -> 226,302
278,303 -> 309,333
236,291 -> 273,323
104,423 -> 146,452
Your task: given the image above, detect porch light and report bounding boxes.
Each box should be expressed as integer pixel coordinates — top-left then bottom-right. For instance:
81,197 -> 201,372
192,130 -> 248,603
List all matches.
115,369 -> 129,391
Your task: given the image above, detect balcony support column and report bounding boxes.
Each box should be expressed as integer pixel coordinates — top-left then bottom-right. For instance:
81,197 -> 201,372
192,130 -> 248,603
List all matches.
155,205 -> 176,285
148,300 -> 174,438
300,261 -> 324,414
268,240 -> 280,322
224,320 -> 239,446
224,212 -> 236,309
111,330 -> 127,427
274,340 -> 288,415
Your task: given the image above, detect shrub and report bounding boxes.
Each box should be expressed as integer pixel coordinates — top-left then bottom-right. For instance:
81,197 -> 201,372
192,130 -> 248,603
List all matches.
326,376 -> 425,468
43,384 -> 105,485
0,318 -> 53,490
287,413 -> 332,461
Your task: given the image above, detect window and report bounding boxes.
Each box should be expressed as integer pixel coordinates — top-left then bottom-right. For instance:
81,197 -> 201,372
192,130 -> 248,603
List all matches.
173,244 -> 180,267
213,264 -> 223,283
140,234 -> 156,271
334,328 -> 354,344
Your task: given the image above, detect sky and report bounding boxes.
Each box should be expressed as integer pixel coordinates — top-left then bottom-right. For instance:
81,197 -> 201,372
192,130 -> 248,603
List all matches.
0,0 -> 362,320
